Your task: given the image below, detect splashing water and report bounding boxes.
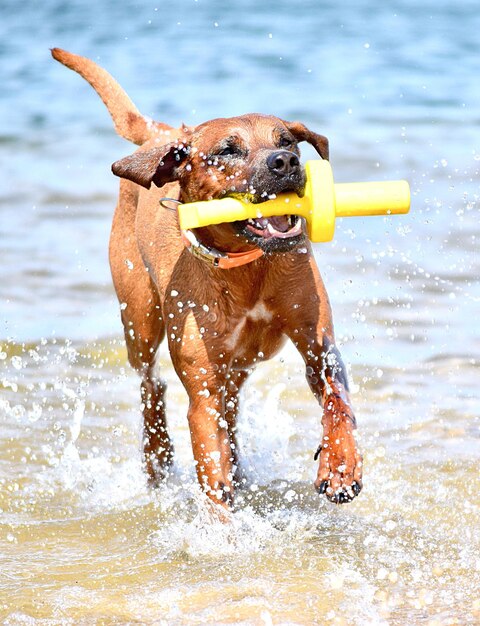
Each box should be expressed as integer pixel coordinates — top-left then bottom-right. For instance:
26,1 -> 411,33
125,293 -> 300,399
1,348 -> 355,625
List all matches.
2,0 -> 480,623
1,336 -> 479,624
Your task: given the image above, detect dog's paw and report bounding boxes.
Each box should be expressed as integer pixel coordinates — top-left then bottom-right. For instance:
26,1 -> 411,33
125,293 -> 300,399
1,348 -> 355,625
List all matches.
144,448 -> 174,487
313,435 -> 363,504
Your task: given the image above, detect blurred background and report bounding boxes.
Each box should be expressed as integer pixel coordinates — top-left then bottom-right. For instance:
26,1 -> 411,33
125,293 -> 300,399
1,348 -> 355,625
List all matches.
1,1 -> 479,624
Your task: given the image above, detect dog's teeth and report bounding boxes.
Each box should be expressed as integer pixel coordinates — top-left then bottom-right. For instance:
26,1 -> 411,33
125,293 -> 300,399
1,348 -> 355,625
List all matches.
247,217 -> 266,230
267,223 -> 276,234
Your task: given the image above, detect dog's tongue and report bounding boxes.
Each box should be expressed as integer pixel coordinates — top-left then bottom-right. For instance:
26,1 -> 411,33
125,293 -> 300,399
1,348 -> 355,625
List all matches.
266,215 -> 290,233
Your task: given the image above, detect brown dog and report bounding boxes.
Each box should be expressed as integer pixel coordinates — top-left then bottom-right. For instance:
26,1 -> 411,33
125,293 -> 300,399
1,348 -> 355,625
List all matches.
52,48 -> 362,508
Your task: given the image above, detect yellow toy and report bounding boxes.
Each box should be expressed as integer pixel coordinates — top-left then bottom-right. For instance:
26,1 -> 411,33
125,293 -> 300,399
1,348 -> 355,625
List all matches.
178,160 -> 410,242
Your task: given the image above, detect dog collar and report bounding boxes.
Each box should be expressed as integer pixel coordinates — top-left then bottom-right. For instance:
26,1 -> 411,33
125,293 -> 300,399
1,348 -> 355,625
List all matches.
181,229 -> 264,269
160,197 -> 264,269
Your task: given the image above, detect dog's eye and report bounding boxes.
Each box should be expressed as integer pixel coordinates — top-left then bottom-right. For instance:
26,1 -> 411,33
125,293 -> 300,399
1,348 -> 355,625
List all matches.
279,137 -> 294,148
217,145 -> 238,157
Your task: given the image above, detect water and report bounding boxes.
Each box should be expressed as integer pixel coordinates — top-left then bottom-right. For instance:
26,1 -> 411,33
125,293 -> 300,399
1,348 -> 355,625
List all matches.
1,1 -> 479,624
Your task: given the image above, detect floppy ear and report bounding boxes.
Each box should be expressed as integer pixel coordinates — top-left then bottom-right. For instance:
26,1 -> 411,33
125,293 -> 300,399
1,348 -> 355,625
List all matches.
284,121 -> 329,160
111,142 -> 190,189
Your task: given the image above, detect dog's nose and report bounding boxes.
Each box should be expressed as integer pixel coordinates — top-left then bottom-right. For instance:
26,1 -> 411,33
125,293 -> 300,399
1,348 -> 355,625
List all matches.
267,150 -> 300,176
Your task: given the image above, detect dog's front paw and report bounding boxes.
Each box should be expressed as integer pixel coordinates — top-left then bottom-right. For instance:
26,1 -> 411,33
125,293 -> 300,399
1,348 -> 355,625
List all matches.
314,432 -> 363,503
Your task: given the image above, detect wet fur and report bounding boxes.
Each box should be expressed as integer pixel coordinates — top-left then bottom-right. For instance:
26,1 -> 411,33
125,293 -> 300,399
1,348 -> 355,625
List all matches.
52,48 -> 362,508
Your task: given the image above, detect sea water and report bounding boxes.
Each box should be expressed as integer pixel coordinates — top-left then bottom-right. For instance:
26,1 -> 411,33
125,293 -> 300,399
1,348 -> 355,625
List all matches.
1,1 -> 479,624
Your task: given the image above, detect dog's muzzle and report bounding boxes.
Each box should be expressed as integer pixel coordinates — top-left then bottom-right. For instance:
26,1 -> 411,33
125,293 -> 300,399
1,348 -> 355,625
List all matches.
236,151 -> 306,247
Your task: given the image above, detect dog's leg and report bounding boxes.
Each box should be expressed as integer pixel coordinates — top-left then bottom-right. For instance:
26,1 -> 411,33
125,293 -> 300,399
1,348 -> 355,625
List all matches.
123,305 -> 173,483
110,190 -> 173,483
140,369 -> 172,482
303,337 -> 362,503
225,370 -> 249,487
291,332 -> 362,503
285,260 -> 363,503
170,351 -> 233,506
123,305 -> 173,482
185,379 -> 234,507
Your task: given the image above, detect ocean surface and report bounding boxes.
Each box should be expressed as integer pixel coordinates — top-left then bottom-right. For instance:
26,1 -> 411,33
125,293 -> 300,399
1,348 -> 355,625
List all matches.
1,1 -> 479,624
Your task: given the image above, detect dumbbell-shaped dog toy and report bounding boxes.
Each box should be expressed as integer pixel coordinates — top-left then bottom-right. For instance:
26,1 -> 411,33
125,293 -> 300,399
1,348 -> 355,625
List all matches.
178,160 -> 410,242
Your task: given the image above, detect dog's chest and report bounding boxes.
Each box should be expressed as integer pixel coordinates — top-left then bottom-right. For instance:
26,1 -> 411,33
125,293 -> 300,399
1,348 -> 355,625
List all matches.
226,301 -> 286,368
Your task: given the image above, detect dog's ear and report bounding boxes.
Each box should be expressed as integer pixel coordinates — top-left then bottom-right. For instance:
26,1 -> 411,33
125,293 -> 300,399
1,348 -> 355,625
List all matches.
111,142 -> 190,189
284,121 -> 329,160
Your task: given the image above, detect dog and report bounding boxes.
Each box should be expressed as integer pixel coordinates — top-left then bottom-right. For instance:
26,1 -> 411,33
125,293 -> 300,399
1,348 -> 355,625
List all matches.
52,48 -> 362,508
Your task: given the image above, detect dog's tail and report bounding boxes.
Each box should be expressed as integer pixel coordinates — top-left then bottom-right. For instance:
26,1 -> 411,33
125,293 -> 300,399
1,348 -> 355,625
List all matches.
51,48 -> 172,145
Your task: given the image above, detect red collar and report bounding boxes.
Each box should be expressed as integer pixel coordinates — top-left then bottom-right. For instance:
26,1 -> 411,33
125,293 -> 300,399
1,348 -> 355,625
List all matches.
160,197 -> 264,269
181,229 -> 264,269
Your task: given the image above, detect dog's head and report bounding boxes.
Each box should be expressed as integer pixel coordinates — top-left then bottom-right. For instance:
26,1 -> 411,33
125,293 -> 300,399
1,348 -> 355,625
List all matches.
112,114 -> 329,253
